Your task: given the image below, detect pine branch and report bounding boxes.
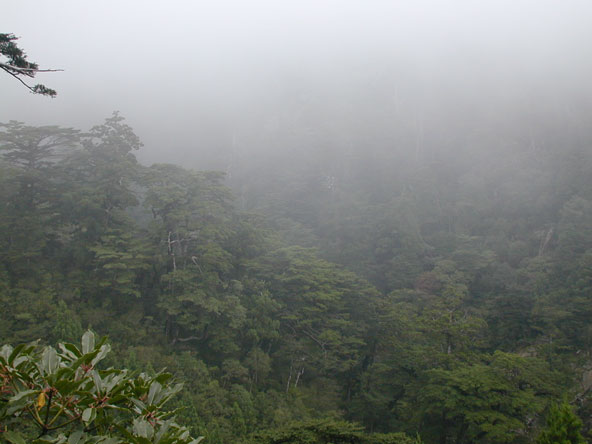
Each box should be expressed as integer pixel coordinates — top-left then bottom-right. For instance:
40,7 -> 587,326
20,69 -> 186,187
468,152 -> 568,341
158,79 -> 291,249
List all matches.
0,62 -> 63,75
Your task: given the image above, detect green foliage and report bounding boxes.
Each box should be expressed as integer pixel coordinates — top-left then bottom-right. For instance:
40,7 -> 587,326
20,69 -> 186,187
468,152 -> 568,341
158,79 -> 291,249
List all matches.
0,284 -> 57,343
0,331 -> 202,444
0,33 -> 57,97
88,230 -> 151,300
414,352 -> 559,443
51,301 -> 84,344
0,122 -> 80,280
246,419 -> 419,444
537,401 -> 585,444
2,116 -> 591,443
0,122 -> 79,170
250,246 -> 377,384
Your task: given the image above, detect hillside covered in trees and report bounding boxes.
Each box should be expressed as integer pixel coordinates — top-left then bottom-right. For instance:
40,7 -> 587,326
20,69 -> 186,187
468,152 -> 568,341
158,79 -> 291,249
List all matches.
1,107 -> 591,443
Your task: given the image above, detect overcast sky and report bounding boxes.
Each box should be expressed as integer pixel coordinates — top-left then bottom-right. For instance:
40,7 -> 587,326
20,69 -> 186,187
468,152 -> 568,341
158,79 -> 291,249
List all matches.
2,1 -> 592,167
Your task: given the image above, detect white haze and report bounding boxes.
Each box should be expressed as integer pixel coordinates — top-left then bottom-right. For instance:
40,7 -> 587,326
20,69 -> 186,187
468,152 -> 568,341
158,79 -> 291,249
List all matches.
2,0 -> 592,170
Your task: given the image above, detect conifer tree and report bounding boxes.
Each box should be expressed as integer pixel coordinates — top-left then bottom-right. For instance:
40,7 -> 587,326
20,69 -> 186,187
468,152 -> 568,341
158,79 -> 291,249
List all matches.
537,401 -> 585,444
0,33 -> 59,96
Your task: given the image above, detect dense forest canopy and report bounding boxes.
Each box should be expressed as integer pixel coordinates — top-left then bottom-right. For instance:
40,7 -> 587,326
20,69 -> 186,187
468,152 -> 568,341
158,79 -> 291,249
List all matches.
1,108 -> 591,443
2,1 -> 592,443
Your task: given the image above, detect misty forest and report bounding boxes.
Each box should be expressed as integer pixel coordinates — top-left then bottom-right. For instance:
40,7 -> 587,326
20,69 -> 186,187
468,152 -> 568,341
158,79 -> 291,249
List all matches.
1,2 -> 592,444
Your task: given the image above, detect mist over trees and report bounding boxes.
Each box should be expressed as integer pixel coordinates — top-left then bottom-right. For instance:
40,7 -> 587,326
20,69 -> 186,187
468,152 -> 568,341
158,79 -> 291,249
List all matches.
2,1 -> 592,443
1,108 -> 591,443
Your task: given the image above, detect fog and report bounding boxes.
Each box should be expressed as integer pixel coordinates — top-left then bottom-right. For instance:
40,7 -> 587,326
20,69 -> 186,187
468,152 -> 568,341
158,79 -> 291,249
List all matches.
3,1 -> 592,179
4,5 -> 592,438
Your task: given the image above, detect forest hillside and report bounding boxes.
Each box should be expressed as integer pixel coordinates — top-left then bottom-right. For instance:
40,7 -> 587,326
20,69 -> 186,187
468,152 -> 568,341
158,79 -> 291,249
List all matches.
1,110 -> 591,443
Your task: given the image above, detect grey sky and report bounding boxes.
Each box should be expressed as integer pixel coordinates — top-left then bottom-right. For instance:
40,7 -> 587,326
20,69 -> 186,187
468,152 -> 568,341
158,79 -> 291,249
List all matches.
2,1 -> 592,167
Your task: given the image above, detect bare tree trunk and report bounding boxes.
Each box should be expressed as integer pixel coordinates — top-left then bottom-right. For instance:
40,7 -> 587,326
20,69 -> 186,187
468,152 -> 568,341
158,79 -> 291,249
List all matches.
538,227 -> 554,256
286,362 -> 293,393
294,367 -> 305,388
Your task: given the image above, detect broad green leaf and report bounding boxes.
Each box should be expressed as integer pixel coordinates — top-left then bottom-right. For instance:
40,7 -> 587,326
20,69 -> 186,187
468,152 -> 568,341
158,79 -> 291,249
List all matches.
8,388 -> 37,403
42,346 -> 60,375
82,407 -> 96,425
91,370 -> 103,393
154,419 -> 172,443
4,431 -> 27,444
7,343 -> 25,365
133,418 -> 154,439
90,344 -> 111,368
147,381 -> 162,405
81,331 -> 95,355
68,431 -> 84,444
0,344 -> 13,362
59,342 -> 82,360
130,397 -> 147,413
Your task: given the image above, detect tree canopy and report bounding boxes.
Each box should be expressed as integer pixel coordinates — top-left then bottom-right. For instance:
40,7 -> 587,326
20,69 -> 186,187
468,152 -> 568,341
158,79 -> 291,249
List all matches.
0,33 -> 59,97
0,114 -> 590,443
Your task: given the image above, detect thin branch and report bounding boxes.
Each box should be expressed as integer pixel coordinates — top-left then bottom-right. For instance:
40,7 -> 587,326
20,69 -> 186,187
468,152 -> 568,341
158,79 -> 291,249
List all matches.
26,405 -> 45,427
173,335 -> 202,343
43,390 -> 53,427
48,413 -> 82,431
0,62 -> 63,75
47,402 -> 67,427
1,65 -> 37,93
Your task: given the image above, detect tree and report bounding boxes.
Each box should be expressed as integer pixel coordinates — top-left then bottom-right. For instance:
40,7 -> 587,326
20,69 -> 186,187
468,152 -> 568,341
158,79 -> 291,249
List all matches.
0,122 -> 80,279
246,419 -> 420,444
0,121 -> 79,170
73,111 -> 143,229
249,246 -> 377,393
0,33 -> 60,97
143,164 -> 242,351
59,113 -> 145,297
537,401 -> 585,444
414,352 -> 560,444
0,331 -> 203,443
